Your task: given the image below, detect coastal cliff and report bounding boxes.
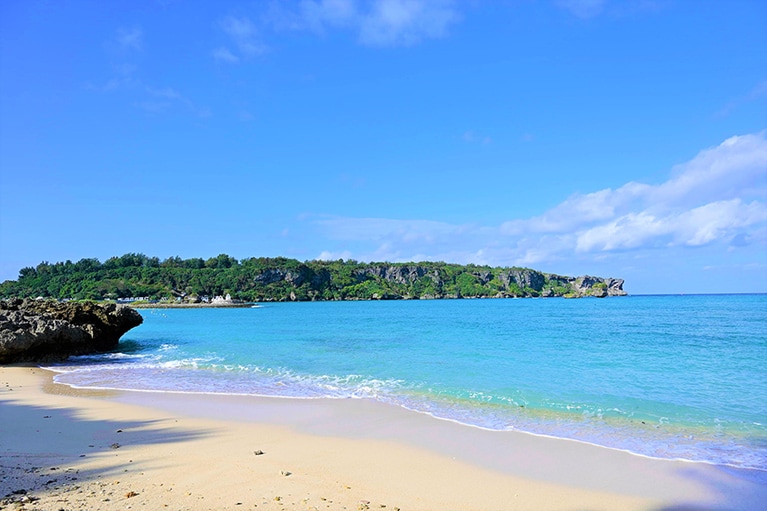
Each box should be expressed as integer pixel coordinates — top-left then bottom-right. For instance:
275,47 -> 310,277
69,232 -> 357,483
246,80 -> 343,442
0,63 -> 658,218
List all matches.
0,254 -> 626,302
250,263 -> 627,301
0,299 -> 143,363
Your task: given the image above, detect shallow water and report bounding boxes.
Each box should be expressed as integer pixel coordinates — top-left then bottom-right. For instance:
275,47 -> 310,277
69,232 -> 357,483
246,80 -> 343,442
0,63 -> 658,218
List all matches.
47,294 -> 767,470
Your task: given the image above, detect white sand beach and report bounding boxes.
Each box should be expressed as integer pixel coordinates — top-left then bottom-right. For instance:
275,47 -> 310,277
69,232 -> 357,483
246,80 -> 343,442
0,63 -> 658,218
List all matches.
1,366 -> 765,510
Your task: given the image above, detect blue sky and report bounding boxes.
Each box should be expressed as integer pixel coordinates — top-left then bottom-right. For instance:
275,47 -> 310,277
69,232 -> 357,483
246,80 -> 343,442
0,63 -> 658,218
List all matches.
1,0 -> 765,294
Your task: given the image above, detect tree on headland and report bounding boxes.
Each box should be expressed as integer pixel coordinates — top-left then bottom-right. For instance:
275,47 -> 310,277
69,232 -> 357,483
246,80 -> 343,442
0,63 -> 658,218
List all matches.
0,253 -> 625,301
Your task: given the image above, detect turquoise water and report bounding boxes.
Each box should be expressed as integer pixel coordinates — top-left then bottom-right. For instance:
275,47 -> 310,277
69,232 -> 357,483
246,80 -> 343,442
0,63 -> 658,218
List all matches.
48,295 -> 767,470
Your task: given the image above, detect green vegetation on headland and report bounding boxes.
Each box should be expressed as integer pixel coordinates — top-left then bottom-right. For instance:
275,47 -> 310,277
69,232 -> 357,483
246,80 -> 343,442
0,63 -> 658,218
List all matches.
0,253 -> 626,302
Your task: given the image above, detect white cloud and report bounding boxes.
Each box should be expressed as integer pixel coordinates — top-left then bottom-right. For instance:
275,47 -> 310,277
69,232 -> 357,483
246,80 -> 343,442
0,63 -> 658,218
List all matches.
575,211 -> 664,252
557,0 -> 607,19
221,16 -> 255,44
213,46 -> 239,63
306,131 -> 767,268
300,0 -> 357,31
679,200 -> 767,246
146,86 -> 182,100
500,181 -> 651,235
462,130 -> 492,144
90,28 -> 210,118
90,78 -> 209,117
238,110 -> 255,121
556,0 -> 663,20
747,79 -> 767,102
717,78 -> 767,117
652,132 -> 767,206
359,0 -> 460,46
116,27 -> 143,51
218,16 -> 267,62
142,86 -> 208,116
281,0 -> 460,47
134,100 -> 172,114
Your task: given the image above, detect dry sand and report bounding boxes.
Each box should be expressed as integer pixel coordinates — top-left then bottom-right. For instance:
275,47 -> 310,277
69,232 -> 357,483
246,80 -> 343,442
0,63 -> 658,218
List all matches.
1,366 -> 765,511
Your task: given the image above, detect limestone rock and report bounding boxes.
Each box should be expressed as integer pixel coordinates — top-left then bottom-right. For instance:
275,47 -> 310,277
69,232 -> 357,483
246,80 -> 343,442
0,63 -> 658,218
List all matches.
248,262 -> 626,300
0,299 -> 143,363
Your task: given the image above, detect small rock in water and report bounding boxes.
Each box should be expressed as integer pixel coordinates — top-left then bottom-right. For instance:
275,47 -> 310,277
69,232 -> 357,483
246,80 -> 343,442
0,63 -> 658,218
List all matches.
110,443 -> 121,449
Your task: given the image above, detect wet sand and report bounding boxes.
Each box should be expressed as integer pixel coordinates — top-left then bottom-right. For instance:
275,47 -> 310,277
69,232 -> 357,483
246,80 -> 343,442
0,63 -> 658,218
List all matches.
1,366 -> 765,510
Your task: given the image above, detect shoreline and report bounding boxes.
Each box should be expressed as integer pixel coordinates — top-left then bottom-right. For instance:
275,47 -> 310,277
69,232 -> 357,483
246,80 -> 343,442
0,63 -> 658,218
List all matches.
128,302 -> 254,308
2,367 -> 766,510
47,364 -> 767,472
125,292 -> 629,308
38,374 -> 767,472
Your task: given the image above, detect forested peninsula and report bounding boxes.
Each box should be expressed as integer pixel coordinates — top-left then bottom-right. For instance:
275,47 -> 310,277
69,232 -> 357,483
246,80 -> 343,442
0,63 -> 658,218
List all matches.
0,254 -> 626,302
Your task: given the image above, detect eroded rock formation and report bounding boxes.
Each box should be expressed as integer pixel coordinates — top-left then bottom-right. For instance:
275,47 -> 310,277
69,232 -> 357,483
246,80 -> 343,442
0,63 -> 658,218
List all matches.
0,299 -> 143,363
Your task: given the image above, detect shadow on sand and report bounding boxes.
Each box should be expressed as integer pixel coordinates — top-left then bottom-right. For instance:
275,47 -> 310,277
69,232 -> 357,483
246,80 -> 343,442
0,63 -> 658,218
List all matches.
648,462 -> 767,511
0,396 -> 211,501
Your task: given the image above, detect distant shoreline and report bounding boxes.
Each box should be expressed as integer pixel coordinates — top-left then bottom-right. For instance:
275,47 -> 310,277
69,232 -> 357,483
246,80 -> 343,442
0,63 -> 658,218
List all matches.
128,302 -> 254,309
126,294 -> 629,308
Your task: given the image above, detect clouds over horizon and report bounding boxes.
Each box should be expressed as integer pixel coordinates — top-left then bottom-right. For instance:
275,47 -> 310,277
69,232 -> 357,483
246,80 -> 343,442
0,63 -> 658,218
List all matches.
310,132 -> 767,269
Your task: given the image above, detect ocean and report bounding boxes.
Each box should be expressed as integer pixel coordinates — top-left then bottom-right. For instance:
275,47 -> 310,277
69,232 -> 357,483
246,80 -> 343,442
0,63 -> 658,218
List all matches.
46,294 -> 767,471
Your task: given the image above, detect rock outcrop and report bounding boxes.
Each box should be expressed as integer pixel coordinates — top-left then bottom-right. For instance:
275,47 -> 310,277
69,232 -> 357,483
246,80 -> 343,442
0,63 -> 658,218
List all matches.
0,299 -> 143,363
543,274 -> 627,298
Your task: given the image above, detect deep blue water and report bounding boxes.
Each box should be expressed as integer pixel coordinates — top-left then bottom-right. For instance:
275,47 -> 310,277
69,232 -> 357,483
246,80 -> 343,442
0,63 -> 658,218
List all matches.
47,294 -> 767,470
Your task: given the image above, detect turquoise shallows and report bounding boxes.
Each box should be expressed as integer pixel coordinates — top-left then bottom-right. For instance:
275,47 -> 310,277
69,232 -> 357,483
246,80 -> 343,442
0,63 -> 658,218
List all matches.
49,294 -> 767,470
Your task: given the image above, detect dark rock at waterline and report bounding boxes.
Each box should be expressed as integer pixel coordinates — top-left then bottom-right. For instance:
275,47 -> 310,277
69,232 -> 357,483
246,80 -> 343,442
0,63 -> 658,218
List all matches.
0,299 -> 143,363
